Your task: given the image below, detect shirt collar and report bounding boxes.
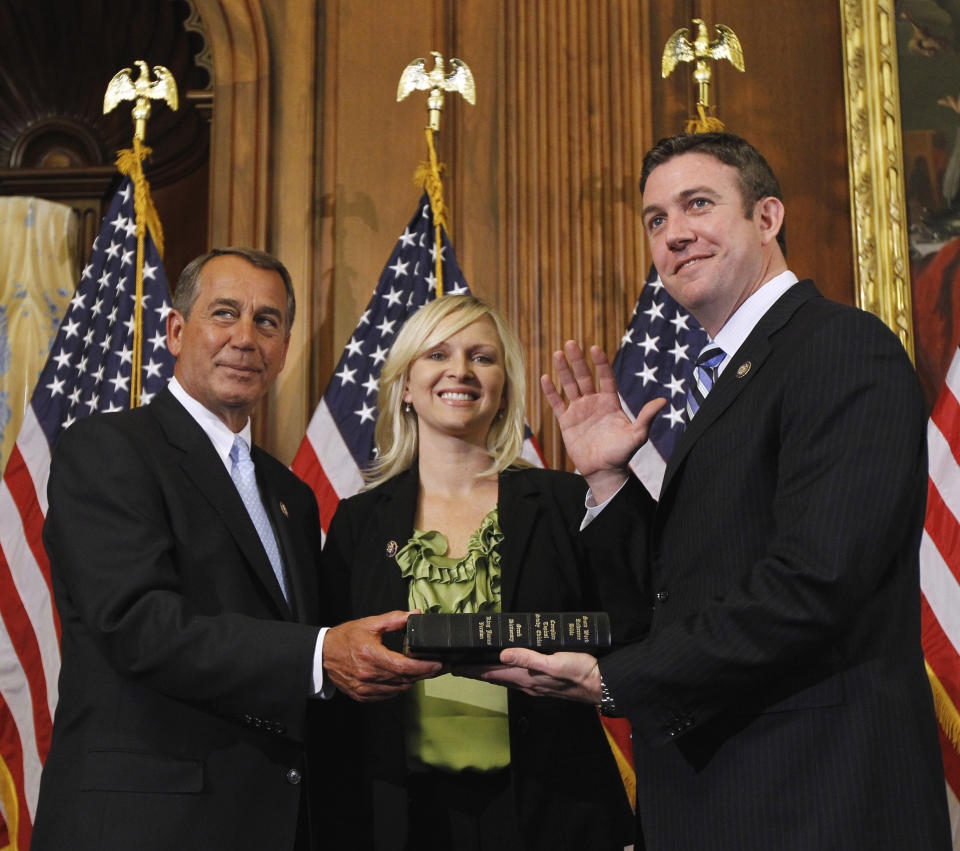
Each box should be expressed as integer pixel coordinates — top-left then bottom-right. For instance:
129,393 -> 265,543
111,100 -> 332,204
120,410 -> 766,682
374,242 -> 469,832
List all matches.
168,376 -> 252,471
713,269 -> 798,374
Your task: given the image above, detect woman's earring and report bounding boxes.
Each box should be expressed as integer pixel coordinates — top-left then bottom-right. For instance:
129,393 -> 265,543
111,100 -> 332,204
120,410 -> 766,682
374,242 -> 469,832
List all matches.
403,402 -> 412,414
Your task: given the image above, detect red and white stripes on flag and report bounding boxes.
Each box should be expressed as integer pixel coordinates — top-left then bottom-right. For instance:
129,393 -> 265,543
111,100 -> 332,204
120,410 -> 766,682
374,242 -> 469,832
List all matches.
922,344 -> 960,844
0,409 -> 58,851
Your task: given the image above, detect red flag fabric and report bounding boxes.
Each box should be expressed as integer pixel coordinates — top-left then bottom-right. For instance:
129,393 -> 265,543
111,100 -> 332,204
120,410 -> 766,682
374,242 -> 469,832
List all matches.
922,343 -> 960,844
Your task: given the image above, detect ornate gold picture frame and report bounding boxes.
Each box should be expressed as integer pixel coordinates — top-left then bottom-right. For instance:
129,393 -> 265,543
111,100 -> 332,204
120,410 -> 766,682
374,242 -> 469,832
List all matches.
840,0 -> 915,361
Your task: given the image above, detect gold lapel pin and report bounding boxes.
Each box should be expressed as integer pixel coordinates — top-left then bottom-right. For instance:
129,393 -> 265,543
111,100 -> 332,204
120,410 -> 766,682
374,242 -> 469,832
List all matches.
736,361 -> 752,379
386,540 -> 398,557
279,501 -> 289,518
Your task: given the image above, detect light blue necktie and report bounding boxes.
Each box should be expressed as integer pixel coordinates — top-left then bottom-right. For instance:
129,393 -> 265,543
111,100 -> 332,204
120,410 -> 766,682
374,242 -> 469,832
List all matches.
685,342 -> 726,422
230,435 -> 289,602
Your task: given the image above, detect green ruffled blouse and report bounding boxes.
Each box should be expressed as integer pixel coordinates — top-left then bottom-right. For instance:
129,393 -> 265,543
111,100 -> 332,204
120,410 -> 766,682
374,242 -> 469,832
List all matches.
396,508 -> 511,772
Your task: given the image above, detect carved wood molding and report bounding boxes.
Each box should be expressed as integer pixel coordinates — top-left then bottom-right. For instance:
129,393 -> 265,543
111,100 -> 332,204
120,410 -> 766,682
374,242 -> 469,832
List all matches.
840,0 -> 914,359
195,0 -> 271,249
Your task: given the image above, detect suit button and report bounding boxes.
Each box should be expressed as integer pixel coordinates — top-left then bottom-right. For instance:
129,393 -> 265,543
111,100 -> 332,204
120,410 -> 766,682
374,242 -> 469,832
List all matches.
286,768 -> 302,785
655,589 -> 669,603
516,716 -> 530,734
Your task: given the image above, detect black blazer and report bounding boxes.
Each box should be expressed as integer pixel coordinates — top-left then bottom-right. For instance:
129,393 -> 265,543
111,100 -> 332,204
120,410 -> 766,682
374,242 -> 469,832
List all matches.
598,282 -> 952,849
33,388 -> 326,851
321,465 -> 642,851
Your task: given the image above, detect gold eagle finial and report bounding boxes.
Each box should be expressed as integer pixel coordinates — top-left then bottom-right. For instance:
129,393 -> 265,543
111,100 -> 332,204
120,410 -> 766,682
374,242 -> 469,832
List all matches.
397,51 -> 475,132
103,61 -> 179,142
662,19 -> 744,117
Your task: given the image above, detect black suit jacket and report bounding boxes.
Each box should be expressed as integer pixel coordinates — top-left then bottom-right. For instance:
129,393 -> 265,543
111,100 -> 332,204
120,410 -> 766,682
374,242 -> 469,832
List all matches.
321,465 -> 642,851
597,281 -> 952,849
33,388 -> 326,851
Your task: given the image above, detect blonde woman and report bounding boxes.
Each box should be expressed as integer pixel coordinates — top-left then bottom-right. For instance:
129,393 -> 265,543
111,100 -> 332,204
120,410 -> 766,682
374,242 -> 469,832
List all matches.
321,296 -> 644,850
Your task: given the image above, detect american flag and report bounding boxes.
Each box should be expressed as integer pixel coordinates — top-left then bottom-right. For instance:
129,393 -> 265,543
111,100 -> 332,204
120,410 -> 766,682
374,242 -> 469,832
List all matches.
921,343 -> 960,845
613,265 -> 708,497
292,192 -> 541,533
0,176 -> 174,849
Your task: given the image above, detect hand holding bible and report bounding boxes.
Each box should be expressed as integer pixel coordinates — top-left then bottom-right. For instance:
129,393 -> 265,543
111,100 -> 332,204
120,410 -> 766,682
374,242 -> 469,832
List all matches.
464,648 -> 603,705
323,610 -> 442,702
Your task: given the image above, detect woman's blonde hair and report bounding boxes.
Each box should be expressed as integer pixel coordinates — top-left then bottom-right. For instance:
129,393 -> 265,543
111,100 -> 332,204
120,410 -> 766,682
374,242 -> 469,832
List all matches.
366,295 -> 529,484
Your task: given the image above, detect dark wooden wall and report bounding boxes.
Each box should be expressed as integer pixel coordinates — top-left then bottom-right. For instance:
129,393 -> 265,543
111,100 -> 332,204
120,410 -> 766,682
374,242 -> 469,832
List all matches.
318,0 -> 853,468
0,0 -> 853,466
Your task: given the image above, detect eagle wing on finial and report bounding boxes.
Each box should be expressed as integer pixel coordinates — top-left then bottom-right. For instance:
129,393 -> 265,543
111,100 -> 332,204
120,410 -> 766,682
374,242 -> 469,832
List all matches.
662,27 -> 694,78
397,57 -> 429,101
103,66 -> 136,114
103,62 -> 178,113
710,24 -> 745,72
150,65 -> 179,111
444,58 -> 475,105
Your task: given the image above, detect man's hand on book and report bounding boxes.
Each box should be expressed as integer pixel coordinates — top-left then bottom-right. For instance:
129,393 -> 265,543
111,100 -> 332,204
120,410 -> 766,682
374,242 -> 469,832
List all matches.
459,648 -> 602,704
324,611 -> 442,702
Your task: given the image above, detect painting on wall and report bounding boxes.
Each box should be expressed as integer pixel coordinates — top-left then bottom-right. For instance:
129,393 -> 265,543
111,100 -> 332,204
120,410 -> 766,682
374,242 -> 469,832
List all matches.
895,0 -> 960,407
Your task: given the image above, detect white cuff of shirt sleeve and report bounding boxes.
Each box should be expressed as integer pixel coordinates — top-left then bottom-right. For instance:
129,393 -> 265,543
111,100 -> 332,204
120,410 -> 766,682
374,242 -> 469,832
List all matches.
579,479 -> 630,531
311,627 -> 335,698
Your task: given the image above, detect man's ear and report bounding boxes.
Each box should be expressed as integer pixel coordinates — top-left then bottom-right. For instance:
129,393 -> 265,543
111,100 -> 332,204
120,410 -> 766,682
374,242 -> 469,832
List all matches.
754,196 -> 785,247
166,310 -> 184,357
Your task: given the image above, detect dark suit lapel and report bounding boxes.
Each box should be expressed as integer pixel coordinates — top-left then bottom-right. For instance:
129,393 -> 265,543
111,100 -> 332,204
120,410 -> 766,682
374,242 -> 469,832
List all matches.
660,280 -> 819,498
497,470 -> 539,611
149,389 -> 292,618
371,470 -> 420,611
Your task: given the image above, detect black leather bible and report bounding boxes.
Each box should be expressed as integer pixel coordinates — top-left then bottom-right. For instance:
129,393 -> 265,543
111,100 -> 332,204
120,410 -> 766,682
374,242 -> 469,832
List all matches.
403,611 -> 611,662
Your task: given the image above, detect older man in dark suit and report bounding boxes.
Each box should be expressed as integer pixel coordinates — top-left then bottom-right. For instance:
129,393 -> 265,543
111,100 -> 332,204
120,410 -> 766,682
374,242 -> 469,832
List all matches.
32,247 -> 440,851
480,134 -> 953,849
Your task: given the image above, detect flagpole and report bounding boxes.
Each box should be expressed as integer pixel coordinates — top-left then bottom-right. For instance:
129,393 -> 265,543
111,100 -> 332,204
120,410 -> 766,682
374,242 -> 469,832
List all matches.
103,62 -> 179,407
397,52 -> 476,298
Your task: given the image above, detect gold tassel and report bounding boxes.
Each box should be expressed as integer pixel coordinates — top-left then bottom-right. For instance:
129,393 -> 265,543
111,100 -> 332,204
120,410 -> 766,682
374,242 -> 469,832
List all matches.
115,138 -> 165,409
685,103 -> 726,135
926,660 -> 960,752
413,127 -> 447,296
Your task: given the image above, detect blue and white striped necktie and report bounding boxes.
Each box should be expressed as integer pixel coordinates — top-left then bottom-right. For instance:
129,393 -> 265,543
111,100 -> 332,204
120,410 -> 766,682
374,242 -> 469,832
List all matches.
230,435 -> 289,602
686,342 -> 726,422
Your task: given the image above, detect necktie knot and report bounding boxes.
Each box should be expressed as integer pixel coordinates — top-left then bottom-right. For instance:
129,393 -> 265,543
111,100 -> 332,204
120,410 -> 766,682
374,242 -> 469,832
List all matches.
230,435 -> 252,468
696,344 -> 725,370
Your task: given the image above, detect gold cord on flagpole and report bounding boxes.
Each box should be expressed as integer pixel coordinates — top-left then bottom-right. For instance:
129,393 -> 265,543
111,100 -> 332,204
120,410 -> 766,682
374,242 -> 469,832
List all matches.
398,52 -> 475,298
104,61 -> 178,408
115,139 -> 166,408
415,128 -> 448,296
